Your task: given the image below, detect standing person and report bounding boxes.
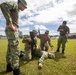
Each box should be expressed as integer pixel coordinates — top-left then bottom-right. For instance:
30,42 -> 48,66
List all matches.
56,21 -> 70,54
0,0 -> 27,75
39,30 -> 54,51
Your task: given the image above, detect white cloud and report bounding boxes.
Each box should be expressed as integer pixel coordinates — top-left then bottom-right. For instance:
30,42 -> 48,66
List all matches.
0,0 -> 76,35
34,25 -> 48,30
19,19 -> 34,26
67,24 -> 76,33
19,27 -> 30,35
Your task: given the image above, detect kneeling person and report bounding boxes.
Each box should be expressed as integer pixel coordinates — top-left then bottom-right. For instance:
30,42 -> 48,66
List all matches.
21,36 -> 32,61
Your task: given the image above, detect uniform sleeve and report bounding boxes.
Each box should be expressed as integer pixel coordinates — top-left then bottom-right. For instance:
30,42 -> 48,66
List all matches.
47,36 -> 52,47
22,37 -> 26,43
57,25 -> 61,31
22,36 -> 28,43
0,3 -> 12,23
38,52 -> 48,64
38,54 -> 45,64
67,27 -> 70,34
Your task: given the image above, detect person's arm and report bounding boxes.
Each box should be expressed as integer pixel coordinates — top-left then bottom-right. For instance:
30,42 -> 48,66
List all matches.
0,3 -> 17,31
22,37 -> 26,43
65,26 -> 70,38
57,25 -> 64,32
48,36 -> 54,50
38,52 -> 48,66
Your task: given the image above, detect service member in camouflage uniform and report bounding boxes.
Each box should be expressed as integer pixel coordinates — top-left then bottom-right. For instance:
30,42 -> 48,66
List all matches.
33,48 -> 55,69
39,30 -> 54,51
56,21 -> 70,54
21,30 -> 38,61
0,0 -> 27,75
22,35 -> 32,61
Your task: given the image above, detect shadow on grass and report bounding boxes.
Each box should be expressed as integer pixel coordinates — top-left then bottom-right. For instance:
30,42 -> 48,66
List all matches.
54,52 -> 66,62
20,57 -> 39,66
0,70 -> 9,75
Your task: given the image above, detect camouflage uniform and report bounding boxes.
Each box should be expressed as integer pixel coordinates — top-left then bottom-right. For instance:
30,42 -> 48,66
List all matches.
0,1 -> 20,70
39,32 -> 53,51
22,36 -> 32,61
33,49 -> 55,64
56,21 -> 70,53
22,30 -> 38,60
0,0 -> 27,75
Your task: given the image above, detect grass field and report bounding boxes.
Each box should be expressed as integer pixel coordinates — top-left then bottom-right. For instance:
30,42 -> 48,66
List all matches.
0,39 -> 76,75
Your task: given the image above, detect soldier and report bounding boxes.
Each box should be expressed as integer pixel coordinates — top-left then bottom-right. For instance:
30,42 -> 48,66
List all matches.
39,30 -> 54,51
0,0 -> 27,75
33,47 -> 55,69
21,30 -> 38,60
21,34 -> 55,69
56,21 -> 70,54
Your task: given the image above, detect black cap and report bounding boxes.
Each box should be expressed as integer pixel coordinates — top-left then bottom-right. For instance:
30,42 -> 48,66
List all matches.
63,21 -> 67,24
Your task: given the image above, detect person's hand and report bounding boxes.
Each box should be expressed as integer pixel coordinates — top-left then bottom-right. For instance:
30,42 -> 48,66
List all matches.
11,25 -> 17,32
8,22 -> 17,32
38,63 -> 43,69
60,29 -> 64,32
26,38 -> 32,42
51,46 -> 54,51
36,45 -> 39,51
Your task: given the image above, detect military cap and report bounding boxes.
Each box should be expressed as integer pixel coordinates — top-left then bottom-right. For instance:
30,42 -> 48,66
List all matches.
45,30 -> 49,34
32,30 -> 38,33
18,0 -> 27,8
63,21 -> 67,24
48,52 -> 55,59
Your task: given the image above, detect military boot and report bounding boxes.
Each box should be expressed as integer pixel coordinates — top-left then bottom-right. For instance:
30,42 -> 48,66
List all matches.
19,51 -> 24,58
6,63 -> 12,72
62,49 -> 65,54
56,48 -> 60,52
13,68 -> 24,75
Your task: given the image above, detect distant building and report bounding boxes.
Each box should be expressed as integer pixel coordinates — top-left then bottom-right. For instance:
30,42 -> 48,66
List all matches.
68,33 -> 76,39
0,35 -> 7,39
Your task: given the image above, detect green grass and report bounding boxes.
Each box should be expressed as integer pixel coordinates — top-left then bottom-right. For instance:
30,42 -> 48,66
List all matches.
0,39 -> 76,75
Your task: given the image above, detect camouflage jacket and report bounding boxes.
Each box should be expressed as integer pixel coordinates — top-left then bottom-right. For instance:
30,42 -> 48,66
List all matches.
0,1 -> 19,27
58,25 -> 70,36
22,35 -> 37,49
34,50 -> 48,64
39,34 -> 52,47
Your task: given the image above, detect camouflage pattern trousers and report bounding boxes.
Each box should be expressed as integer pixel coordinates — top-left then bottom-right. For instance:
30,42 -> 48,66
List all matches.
22,43 -> 32,61
40,43 -> 48,51
57,35 -> 67,50
5,26 -> 20,69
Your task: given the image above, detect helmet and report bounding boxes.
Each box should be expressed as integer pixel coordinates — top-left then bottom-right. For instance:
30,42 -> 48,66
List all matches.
18,0 -> 27,8
48,52 -> 55,59
32,30 -> 37,34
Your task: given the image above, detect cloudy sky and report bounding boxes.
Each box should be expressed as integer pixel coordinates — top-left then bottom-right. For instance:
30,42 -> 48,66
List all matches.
0,0 -> 76,35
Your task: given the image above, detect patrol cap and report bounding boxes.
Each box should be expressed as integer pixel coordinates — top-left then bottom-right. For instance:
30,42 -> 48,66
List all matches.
32,30 -> 38,33
45,30 -> 49,34
18,0 -> 27,8
48,52 -> 55,59
63,21 -> 67,24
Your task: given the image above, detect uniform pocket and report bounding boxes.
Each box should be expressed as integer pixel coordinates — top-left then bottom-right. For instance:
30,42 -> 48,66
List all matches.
5,27 -> 19,39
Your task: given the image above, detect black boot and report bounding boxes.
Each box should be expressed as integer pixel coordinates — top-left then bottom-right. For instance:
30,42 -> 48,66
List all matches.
62,49 -> 65,54
13,68 -> 24,75
6,63 -> 12,72
19,51 -> 24,58
56,48 -> 60,52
